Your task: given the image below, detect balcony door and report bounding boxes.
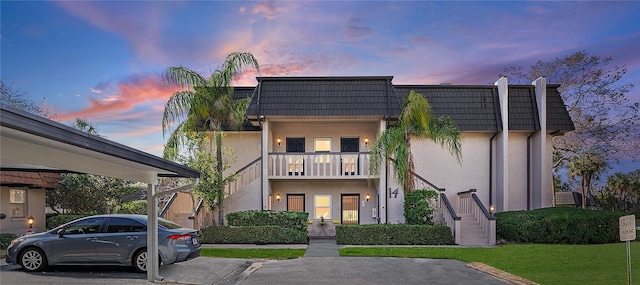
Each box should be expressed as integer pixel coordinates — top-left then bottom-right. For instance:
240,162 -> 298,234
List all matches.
340,138 -> 359,175
341,194 -> 360,225
286,138 -> 305,175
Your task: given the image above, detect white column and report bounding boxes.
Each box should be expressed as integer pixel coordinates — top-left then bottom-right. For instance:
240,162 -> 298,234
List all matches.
494,77 -> 509,211
146,183 -> 160,282
377,120 -> 387,223
261,119 -> 270,210
532,77 -> 549,208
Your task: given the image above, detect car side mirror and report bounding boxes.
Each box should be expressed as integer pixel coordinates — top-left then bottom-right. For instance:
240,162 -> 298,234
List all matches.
57,228 -> 66,238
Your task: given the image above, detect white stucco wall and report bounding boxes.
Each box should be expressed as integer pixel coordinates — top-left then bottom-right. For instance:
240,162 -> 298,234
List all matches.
269,180 -> 378,225
507,132 -> 529,211
219,131 -> 261,175
268,121 -> 379,153
410,132 -> 493,210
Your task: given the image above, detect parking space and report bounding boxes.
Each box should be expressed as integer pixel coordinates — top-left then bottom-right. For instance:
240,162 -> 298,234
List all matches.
0,257 -> 252,285
1,256 -> 510,285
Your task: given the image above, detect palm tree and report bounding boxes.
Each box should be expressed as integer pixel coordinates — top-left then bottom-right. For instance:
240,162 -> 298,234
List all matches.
567,151 -> 607,209
370,90 -> 462,192
162,52 -> 259,225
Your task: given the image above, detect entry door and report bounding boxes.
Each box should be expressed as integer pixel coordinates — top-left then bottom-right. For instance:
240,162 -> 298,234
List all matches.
340,138 -> 359,175
341,194 -> 360,225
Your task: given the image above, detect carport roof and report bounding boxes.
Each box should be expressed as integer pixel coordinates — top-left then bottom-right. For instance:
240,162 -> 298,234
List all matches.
0,105 -> 200,184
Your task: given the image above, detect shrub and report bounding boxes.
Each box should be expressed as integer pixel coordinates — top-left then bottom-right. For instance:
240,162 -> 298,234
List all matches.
199,226 -> 307,244
335,224 -> 453,245
226,210 -> 308,232
115,200 -> 147,215
404,190 -> 438,225
0,233 -> 18,249
46,214 -> 91,230
495,207 -> 625,244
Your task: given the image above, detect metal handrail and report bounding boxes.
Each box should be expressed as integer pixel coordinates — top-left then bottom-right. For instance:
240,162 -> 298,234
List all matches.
159,192 -> 177,217
471,193 -> 496,220
440,193 -> 460,220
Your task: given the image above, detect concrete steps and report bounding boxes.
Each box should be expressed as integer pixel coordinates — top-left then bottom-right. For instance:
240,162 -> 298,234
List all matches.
458,213 -> 491,246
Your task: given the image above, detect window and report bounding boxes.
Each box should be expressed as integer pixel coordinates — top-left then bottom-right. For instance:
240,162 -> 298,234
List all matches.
106,218 -> 145,233
287,194 -> 305,212
64,217 -> 106,235
314,195 -> 332,219
9,189 -> 26,218
314,138 -> 331,163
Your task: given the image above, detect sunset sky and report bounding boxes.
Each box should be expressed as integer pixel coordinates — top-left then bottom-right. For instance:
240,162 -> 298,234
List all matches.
1,1 -> 639,174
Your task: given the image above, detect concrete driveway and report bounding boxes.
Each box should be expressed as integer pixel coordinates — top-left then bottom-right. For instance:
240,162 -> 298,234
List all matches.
0,257 -> 509,285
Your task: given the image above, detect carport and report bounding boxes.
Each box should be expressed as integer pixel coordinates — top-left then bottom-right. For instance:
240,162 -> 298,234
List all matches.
0,105 -> 200,282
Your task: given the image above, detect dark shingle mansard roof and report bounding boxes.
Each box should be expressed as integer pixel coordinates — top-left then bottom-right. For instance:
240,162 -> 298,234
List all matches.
508,86 -> 540,131
245,76 -> 402,119
394,86 -> 502,131
546,86 -> 575,132
235,76 -> 574,133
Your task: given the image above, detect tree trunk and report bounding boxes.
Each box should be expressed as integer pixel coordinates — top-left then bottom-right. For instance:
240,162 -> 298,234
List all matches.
216,131 -> 225,226
405,134 -> 415,192
581,176 -> 587,209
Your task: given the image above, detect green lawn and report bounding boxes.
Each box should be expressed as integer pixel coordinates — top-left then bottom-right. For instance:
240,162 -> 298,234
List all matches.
200,248 -> 305,259
340,242 -> 639,285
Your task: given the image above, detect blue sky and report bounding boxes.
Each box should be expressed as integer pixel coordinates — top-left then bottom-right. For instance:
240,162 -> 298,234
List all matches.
1,1 -> 639,176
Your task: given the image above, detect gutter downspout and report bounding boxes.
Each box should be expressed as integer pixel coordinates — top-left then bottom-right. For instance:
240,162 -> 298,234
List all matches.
526,132 -> 536,210
488,132 -> 498,212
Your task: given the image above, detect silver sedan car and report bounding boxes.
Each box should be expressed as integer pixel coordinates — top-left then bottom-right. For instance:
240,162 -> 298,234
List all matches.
5,214 -> 200,272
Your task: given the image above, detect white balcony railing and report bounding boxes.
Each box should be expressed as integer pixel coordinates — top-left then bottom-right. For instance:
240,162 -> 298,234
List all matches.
268,152 -> 374,178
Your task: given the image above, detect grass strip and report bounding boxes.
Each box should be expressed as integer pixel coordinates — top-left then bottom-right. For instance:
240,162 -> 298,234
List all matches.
200,248 -> 305,259
340,242 -> 639,285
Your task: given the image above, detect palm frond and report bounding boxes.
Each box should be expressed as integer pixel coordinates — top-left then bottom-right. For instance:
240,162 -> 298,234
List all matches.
210,52 -> 260,88
162,66 -> 207,89
162,90 -> 196,134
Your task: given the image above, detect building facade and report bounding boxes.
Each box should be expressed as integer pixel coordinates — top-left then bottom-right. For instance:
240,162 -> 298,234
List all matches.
164,76 -> 574,244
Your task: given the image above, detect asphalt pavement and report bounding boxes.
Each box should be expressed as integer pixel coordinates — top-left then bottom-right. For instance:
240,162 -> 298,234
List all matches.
0,241 -> 522,285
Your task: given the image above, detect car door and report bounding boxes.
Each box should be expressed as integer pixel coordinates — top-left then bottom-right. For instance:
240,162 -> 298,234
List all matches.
51,217 -> 106,264
97,217 -> 146,264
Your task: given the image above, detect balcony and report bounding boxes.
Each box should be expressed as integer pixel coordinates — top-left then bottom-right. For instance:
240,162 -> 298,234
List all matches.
268,152 -> 376,179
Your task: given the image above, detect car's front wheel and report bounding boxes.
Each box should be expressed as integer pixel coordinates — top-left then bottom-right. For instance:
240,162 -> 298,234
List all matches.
19,247 -> 47,272
132,249 -> 161,272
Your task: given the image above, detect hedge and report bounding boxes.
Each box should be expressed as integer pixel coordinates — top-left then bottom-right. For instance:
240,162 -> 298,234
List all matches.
495,207 -> 625,244
0,233 -> 18,249
46,214 -> 91,230
199,226 -> 307,244
115,200 -> 147,215
335,224 -> 453,245
226,210 -> 308,232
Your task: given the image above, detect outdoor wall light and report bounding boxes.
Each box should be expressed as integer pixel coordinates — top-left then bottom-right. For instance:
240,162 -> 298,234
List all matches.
276,137 -> 281,146
364,137 -> 369,145
276,193 -> 281,202
365,193 -> 370,201
489,205 -> 495,214
27,215 -> 34,228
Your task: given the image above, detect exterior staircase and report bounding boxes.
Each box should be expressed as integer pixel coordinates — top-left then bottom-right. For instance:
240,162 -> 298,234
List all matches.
458,213 -> 492,245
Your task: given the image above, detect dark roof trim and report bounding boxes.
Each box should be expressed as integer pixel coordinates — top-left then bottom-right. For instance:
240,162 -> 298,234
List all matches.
256,76 -> 394,81
0,105 -> 200,178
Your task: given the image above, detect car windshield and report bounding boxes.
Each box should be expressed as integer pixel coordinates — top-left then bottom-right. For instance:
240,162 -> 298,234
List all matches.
158,217 -> 184,229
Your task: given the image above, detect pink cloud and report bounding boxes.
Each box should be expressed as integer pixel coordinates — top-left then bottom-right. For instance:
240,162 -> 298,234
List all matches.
252,2 -> 290,20
53,75 -> 178,121
55,1 -> 165,63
